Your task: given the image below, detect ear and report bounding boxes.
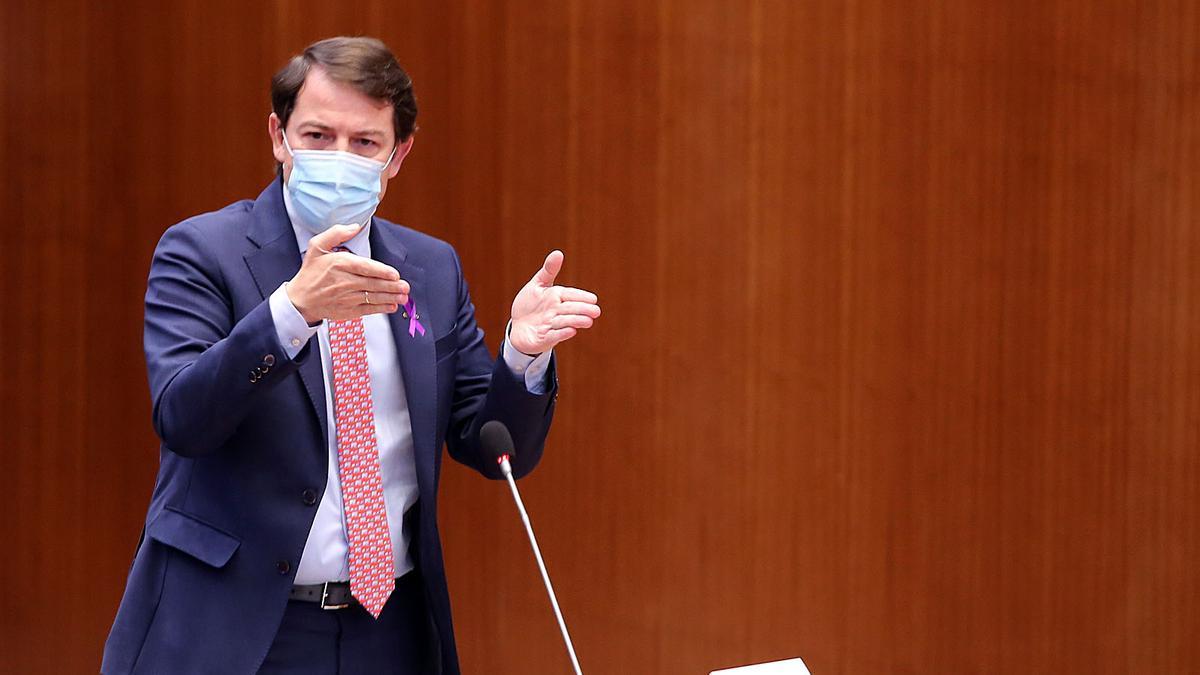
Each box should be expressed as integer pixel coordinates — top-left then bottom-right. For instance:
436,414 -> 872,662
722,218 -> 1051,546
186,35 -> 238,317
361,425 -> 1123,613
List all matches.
268,113 -> 288,166
385,135 -> 415,179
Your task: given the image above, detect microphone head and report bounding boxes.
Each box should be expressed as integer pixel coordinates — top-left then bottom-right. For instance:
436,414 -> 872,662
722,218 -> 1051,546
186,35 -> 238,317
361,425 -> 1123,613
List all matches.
480,420 -> 515,460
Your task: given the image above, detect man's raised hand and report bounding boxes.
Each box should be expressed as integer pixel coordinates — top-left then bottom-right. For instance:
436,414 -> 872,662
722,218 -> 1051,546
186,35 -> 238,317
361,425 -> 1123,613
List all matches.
286,224 -> 410,324
509,250 -> 601,355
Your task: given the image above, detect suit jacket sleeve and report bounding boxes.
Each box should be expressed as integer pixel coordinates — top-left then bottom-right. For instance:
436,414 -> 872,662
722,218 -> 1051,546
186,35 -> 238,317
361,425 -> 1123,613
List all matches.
440,248 -> 558,480
144,221 -> 310,457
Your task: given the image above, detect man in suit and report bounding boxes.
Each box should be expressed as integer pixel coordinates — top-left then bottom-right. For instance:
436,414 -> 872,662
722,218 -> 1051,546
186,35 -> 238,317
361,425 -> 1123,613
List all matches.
102,36 -> 600,674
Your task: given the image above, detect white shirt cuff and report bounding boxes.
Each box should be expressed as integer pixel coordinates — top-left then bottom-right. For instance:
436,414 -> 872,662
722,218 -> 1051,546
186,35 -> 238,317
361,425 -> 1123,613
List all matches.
269,283 -> 320,360
502,322 -> 553,394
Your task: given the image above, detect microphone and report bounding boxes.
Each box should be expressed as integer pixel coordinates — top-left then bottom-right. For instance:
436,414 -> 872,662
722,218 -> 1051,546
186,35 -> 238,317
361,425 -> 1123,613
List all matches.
480,421 -> 584,675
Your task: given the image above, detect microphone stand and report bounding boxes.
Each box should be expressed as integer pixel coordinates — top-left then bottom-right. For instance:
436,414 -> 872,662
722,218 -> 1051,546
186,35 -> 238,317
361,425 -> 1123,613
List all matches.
498,454 -> 584,675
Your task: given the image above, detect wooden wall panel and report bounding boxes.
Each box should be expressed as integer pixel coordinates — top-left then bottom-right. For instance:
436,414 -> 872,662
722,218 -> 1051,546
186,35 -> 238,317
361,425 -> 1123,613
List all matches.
1,1 -> 1197,673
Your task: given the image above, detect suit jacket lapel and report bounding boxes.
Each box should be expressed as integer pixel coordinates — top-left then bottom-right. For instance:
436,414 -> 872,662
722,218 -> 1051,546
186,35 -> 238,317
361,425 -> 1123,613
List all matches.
370,224 -> 437,490
242,178 -> 329,445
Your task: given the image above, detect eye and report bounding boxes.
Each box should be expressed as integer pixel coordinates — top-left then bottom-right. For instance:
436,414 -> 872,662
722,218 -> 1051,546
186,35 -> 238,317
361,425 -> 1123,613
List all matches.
354,138 -> 377,148
305,131 -> 327,141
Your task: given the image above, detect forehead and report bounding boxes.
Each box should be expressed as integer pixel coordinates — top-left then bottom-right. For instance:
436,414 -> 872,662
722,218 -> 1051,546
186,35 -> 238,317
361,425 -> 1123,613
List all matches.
289,66 -> 394,137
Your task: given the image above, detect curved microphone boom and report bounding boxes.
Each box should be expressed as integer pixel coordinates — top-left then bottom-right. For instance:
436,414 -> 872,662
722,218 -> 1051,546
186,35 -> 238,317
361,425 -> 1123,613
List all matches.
480,421 -> 583,675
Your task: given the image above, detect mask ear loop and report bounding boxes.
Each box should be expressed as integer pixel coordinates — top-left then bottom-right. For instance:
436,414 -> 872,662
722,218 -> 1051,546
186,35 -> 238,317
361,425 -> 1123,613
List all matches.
381,141 -> 399,173
281,129 -> 297,158
353,141 -> 400,232
353,144 -> 397,232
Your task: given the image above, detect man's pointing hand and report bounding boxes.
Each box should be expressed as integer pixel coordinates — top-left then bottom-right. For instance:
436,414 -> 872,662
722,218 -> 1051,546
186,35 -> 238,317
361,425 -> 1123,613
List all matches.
286,224 -> 410,325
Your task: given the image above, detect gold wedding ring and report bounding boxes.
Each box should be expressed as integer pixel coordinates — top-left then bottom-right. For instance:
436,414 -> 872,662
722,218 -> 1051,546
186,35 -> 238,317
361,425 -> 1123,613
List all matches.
364,291 -> 371,305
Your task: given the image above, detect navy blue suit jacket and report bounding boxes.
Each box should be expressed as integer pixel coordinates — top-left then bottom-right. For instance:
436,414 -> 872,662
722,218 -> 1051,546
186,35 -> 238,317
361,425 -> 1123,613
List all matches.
103,179 -> 557,674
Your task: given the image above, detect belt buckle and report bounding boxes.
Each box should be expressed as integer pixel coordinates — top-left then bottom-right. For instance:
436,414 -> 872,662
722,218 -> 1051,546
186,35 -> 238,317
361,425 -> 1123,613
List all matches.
320,581 -> 351,610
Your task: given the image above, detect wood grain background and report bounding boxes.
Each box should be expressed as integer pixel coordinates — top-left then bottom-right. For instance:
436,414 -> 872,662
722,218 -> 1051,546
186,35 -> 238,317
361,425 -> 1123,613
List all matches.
1,1 -> 1197,673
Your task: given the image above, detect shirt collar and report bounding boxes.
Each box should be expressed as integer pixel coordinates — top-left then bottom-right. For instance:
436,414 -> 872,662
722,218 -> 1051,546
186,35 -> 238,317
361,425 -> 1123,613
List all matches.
281,182 -> 373,258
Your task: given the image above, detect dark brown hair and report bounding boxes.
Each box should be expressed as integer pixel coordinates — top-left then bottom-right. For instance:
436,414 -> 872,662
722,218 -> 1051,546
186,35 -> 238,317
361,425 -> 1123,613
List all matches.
271,36 -> 418,143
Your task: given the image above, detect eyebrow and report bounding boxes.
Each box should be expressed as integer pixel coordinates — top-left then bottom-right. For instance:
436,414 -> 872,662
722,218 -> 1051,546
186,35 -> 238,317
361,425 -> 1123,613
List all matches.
295,121 -> 387,139
295,121 -> 334,132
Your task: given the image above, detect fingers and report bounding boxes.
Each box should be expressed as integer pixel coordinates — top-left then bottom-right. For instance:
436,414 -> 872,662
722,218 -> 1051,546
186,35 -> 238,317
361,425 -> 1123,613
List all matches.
345,283 -> 408,307
360,292 -> 409,307
322,299 -> 399,321
556,286 -> 598,304
550,314 -> 595,330
337,303 -> 399,320
338,254 -> 401,280
360,278 -> 409,295
544,327 -> 578,344
339,290 -> 401,319
556,301 -> 601,318
307,243 -> 400,281
307,223 -> 364,255
356,302 -> 400,317
533,250 -> 564,287
355,280 -> 409,309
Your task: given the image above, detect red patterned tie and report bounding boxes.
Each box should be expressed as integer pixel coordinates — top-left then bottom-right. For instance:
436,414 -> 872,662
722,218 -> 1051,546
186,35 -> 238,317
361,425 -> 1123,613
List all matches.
329,315 -> 394,618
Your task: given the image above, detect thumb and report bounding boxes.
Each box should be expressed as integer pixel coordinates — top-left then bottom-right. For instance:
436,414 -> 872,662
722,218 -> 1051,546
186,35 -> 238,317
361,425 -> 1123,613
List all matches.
309,223 -> 363,254
533,250 -> 564,287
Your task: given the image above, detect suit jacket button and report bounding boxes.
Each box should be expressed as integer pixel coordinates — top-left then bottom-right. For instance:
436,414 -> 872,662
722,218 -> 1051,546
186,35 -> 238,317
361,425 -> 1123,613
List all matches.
264,354 -> 276,366
302,489 -> 318,506
276,560 -> 290,575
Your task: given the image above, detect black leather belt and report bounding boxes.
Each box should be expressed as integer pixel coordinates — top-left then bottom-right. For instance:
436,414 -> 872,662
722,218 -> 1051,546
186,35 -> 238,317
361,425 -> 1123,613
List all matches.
290,579 -> 395,610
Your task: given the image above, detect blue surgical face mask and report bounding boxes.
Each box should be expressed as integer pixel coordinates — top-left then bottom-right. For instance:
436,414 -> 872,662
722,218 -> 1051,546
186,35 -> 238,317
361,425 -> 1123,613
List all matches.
282,131 -> 397,234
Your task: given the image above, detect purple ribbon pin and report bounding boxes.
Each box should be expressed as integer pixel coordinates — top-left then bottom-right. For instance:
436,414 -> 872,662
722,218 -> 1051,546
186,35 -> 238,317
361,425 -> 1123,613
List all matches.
404,299 -> 426,337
